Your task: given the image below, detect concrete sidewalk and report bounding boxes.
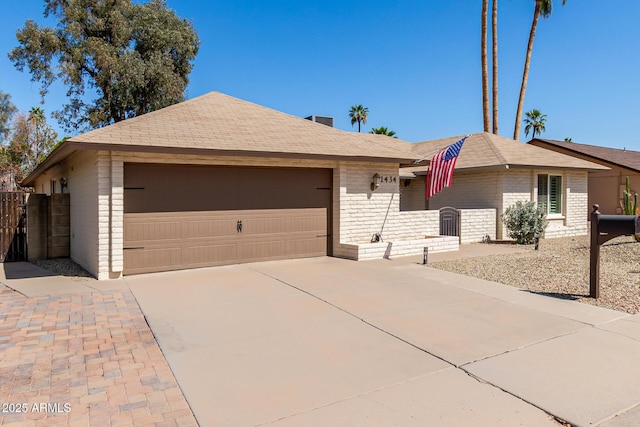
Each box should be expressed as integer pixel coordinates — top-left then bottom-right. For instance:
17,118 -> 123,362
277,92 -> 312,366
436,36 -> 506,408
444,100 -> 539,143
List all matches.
126,255 -> 640,427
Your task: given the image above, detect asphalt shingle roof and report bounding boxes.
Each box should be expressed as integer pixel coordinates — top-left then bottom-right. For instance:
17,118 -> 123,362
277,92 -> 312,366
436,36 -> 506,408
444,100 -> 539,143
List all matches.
66,91 -> 417,162
530,138 -> 640,172
403,132 -> 608,175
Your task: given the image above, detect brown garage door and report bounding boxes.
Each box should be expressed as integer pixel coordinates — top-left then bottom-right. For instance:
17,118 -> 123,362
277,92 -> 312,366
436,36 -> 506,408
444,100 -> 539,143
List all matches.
123,164 -> 332,275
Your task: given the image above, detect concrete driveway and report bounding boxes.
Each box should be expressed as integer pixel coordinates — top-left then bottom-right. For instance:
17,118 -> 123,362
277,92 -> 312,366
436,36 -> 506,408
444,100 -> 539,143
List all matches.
125,256 -> 640,427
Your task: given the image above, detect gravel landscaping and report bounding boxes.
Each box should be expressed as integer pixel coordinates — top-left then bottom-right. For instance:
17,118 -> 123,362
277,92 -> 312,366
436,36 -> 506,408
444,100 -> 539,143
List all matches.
430,235 -> 640,314
31,257 -> 96,281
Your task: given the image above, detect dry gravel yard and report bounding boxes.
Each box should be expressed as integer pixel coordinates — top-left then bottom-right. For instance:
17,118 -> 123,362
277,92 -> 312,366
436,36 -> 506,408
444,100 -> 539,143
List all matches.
431,235 -> 640,314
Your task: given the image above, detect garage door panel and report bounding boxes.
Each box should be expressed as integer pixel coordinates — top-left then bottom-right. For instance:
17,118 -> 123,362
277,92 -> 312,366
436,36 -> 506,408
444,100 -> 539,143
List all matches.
183,217 -> 238,239
124,220 -> 182,245
241,240 -> 288,261
240,209 -> 327,236
289,237 -> 327,255
182,243 -> 238,265
123,164 -> 332,275
125,248 -> 182,275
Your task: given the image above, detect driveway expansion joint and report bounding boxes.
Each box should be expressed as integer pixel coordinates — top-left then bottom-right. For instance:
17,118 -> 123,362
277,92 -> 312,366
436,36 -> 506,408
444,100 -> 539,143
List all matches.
255,368 -> 455,426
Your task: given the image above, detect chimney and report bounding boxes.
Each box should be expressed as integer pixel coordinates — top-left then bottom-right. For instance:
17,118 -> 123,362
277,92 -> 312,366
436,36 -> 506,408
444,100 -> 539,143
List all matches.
305,115 -> 333,127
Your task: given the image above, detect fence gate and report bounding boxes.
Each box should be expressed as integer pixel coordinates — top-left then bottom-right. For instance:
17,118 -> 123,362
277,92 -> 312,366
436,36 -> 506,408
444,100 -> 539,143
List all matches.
0,192 -> 27,262
439,207 -> 460,238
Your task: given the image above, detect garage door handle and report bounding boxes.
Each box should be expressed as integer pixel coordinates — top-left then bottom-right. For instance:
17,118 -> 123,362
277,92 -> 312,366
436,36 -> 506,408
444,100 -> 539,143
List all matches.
237,220 -> 243,233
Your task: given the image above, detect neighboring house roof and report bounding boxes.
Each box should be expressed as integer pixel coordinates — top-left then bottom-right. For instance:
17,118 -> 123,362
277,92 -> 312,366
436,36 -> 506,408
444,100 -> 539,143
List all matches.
402,132 -> 609,175
23,92 -> 418,186
529,138 -> 640,172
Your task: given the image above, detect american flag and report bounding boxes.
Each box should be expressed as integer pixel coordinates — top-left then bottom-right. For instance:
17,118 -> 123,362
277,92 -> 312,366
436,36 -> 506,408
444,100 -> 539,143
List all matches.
426,136 -> 467,200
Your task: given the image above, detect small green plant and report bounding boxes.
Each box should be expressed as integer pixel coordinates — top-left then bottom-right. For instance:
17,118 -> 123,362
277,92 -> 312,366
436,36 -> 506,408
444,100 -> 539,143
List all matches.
621,176 -> 638,215
501,201 -> 548,244
620,177 -> 640,242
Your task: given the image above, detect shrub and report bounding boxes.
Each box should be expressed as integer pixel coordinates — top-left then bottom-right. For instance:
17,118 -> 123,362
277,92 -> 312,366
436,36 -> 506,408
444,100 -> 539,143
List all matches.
501,201 -> 548,244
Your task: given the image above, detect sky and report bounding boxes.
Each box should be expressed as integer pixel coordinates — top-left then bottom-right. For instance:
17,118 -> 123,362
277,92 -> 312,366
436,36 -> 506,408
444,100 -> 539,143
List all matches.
1,0 -> 640,151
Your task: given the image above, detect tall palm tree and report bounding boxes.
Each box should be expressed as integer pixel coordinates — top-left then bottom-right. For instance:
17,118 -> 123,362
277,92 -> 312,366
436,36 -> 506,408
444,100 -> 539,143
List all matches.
349,105 -> 369,132
29,107 -> 45,123
491,0 -> 499,134
523,109 -> 547,139
481,0 -> 490,132
369,126 -> 397,138
513,0 -> 566,140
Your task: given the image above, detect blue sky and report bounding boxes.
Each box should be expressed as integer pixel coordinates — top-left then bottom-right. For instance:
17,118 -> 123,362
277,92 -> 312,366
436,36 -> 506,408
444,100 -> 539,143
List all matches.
1,1 -> 639,150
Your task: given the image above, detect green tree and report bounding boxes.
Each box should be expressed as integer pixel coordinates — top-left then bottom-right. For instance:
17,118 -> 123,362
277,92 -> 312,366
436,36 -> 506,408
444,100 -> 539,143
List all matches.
513,0 -> 566,140
1,108 -> 58,184
9,0 -> 200,132
348,105 -> 369,132
0,91 -> 17,142
369,126 -> 397,138
523,109 -> 547,139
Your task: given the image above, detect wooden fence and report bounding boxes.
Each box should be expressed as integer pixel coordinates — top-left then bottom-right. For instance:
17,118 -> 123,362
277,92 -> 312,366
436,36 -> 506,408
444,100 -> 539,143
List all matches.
0,192 -> 27,262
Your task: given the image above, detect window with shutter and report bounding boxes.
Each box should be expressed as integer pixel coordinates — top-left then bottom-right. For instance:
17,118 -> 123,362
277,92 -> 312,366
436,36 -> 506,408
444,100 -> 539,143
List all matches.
549,175 -> 562,214
537,174 -> 563,215
537,174 -> 548,212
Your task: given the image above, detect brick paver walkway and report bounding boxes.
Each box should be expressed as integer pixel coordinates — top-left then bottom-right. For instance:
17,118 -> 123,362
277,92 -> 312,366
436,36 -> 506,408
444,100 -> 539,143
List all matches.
0,284 -> 198,426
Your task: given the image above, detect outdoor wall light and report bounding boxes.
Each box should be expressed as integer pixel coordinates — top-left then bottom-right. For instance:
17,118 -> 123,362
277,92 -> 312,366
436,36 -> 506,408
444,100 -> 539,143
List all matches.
371,173 -> 381,191
60,177 -> 68,192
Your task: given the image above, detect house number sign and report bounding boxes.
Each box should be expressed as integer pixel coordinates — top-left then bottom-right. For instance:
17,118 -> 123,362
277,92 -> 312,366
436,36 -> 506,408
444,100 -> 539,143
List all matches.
380,176 -> 397,183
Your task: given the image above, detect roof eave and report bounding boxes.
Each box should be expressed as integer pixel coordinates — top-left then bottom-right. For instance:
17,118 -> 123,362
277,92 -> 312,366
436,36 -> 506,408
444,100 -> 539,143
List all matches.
530,139 -> 638,173
404,163 -> 609,175
21,140 -> 77,187
23,141 -> 419,186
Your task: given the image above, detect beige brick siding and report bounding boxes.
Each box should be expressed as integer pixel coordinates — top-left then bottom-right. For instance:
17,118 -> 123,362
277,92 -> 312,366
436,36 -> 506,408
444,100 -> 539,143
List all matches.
340,236 -> 459,261
97,152 -> 112,279
426,171 -> 502,211
399,178 -> 426,211
403,169 -> 589,242
500,170 -> 532,239
459,209 -> 497,243
110,155 -> 124,276
335,162 -> 402,244
390,211 -> 441,238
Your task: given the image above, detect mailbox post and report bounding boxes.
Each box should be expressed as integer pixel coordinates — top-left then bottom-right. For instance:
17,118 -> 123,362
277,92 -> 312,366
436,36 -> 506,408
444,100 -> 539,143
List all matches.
590,204 -> 638,298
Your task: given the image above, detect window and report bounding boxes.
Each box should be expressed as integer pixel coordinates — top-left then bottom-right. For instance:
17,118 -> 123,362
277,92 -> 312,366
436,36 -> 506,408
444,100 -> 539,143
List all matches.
537,174 -> 562,215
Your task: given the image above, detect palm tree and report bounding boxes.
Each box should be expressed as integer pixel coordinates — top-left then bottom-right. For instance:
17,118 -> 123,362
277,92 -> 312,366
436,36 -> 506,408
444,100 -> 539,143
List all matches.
348,105 -> 369,132
513,0 -> 566,140
369,126 -> 397,138
491,0 -> 499,134
481,0 -> 490,132
523,109 -> 547,139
